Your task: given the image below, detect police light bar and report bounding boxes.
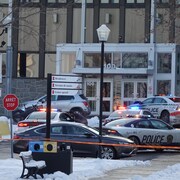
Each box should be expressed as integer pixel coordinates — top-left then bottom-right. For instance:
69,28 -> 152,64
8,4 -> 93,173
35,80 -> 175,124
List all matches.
129,106 -> 140,110
39,108 -> 59,112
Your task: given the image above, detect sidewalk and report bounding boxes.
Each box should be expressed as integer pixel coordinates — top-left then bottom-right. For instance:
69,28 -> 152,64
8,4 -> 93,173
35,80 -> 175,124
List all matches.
90,154 -> 180,180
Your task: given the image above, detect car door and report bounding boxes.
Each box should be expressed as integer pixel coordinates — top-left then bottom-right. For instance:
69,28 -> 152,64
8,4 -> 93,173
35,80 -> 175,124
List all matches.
51,95 -> 72,111
133,120 -> 163,145
142,97 -> 160,117
63,125 -> 98,157
149,119 -> 178,146
49,124 -> 98,157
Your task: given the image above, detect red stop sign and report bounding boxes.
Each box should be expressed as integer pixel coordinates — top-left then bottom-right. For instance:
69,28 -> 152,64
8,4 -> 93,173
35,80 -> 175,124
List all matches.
3,94 -> 19,111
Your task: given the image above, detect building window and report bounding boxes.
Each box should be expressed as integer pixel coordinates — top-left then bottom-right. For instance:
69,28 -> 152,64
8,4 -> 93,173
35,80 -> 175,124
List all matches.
75,0 -> 93,3
45,54 -> 56,78
157,53 -> 171,73
157,80 -> 171,96
101,0 -> 109,3
20,0 -> 40,2
17,53 -> 39,77
61,53 -> 76,73
177,53 -> 180,75
126,0 -> 145,3
0,0 -> 8,4
84,53 -> 111,68
157,0 -> 169,3
0,53 -> 6,77
122,53 -> 148,68
176,0 -> 180,4
176,80 -> 180,96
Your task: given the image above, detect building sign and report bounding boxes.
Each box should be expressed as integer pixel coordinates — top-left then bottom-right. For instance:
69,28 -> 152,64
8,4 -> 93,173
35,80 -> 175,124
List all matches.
52,75 -> 82,82
51,89 -> 79,95
52,83 -> 82,89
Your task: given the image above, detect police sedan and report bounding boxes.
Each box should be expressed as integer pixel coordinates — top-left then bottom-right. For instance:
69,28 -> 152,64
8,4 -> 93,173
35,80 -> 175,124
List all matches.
128,96 -> 180,127
13,121 -> 137,159
104,118 -> 180,151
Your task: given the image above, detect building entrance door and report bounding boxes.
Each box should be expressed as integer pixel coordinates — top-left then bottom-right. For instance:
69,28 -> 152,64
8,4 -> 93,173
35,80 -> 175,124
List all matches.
122,80 -> 147,106
84,78 -> 113,116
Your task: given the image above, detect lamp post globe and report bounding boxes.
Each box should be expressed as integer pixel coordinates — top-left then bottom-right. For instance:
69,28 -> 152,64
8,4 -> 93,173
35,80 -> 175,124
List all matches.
96,24 -> 110,42
96,24 -> 110,158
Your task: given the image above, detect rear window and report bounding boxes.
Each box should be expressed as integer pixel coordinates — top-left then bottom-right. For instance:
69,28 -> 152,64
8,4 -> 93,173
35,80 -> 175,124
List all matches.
79,94 -> 87,100
28,112 -> 57,119
109,110 -> 140,118
169,98 -> 180,103
106,118 -> 137,127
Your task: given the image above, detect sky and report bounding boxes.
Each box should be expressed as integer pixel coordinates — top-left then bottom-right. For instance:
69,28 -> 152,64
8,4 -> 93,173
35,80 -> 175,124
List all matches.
1,116 -> 180,180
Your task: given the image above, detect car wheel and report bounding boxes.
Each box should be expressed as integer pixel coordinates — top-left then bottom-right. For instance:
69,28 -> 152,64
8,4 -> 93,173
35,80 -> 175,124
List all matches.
129,136 -> 139,145
155,148 -> 164,152
101,146 -> 116,159
160,111 -> 170,124
128,136 -> 140,150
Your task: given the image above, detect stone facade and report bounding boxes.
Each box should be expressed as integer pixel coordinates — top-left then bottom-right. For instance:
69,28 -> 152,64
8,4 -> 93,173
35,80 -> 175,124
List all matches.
0,78 -> 47,115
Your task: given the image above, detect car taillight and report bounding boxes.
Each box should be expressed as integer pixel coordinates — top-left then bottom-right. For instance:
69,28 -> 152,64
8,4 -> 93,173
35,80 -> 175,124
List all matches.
107,129 -> 118,134
13,134 -> 20,139
18,121 -> 42,127
83,101 -> 89,107
18,122 -> 29,127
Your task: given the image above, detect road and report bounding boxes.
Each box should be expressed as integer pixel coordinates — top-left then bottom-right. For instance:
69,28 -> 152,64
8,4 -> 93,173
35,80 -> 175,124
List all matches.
1,141 -> 180,179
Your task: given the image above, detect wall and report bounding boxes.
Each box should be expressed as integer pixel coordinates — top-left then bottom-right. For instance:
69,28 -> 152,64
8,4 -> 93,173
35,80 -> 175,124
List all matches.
0,78 -> 47,115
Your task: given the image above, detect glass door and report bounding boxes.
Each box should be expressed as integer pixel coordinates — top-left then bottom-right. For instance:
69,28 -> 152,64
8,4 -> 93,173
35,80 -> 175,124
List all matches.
84,78 -> 113,116
122,80 -> 147,106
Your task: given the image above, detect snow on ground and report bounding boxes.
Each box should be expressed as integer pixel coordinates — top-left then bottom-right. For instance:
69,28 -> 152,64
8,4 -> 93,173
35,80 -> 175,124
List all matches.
1,116 -> 180,179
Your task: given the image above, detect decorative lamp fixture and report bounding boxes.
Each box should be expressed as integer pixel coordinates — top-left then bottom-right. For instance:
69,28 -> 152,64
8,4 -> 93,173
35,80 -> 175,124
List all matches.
96,24 -> 110,42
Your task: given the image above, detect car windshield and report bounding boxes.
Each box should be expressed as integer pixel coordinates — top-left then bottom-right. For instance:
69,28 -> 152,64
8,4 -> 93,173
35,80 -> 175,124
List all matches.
106,119 -> 136,127
28,112 -> 57,119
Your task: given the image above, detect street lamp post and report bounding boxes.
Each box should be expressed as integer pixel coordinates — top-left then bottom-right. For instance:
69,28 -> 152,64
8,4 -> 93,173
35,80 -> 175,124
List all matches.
96,24 -> 110,158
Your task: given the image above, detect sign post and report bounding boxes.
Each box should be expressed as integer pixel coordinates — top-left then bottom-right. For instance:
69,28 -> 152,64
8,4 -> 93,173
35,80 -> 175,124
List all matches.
3,94 -> 19,159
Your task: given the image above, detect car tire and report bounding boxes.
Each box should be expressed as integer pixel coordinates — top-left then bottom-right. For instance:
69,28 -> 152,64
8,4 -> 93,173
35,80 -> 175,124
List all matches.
155,148 -> 164,152
101,146 -> 116,159
160,111 -> 170,124
128,136 -> 140,150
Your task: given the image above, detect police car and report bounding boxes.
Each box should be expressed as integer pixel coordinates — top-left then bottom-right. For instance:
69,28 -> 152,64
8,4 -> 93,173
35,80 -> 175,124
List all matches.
103,108 -> 154,125
128,96 -> 180,127
104,118 -> 180,151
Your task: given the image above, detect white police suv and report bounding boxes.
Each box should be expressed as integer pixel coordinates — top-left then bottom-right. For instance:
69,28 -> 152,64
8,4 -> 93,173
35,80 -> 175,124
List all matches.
129,96 -> 180,127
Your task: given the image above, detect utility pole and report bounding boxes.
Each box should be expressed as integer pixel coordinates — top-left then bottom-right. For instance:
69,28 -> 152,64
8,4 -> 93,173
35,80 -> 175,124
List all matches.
5,0 -> 13,104
5,0 -> 13,158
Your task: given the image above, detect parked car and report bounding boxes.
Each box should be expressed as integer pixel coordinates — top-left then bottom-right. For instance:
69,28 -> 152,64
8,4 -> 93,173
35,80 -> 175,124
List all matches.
13,121 -> 137,159
104,117 -> 180,151
128,95 -> 180,126
12,104 -> 43,123
19,94 -> 91,117
16,110 -> 88,132
103,109 -> 154,125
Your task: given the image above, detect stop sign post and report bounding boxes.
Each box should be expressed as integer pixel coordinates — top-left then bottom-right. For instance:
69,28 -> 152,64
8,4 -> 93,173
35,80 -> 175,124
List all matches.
3,94 -> 19,111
